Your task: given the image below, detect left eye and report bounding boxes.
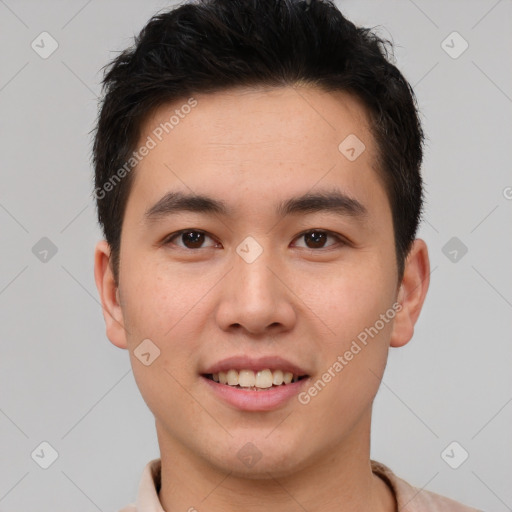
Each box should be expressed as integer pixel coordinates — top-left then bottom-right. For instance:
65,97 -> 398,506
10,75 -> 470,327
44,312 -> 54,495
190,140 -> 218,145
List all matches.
293,230 -> 343,249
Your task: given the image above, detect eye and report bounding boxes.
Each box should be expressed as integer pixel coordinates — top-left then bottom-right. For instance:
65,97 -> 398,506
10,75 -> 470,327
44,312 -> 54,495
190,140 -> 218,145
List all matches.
163,229 -> 345,251
164,229 -> 220,249
293,230 -> 345,250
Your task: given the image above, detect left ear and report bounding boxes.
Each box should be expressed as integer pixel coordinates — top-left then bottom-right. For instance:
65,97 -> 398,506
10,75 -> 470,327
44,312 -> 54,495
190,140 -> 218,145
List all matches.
390,238 -> 430,348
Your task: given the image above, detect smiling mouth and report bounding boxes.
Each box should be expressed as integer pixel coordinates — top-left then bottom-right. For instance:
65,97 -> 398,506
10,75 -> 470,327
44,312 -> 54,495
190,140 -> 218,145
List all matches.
203,369 -> 309,391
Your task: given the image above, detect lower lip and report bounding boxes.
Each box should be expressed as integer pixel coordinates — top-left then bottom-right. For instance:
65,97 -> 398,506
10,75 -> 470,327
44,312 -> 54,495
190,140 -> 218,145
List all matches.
201,375 -> 309,411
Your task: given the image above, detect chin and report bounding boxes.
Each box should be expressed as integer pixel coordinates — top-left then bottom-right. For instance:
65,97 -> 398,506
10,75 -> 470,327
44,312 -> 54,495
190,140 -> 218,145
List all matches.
204,434 -> 315,479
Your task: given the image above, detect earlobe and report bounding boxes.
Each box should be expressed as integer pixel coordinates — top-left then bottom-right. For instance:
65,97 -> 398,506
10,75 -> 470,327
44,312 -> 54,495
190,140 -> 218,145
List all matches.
94,240 -> 128,349
389,239 -> 430,348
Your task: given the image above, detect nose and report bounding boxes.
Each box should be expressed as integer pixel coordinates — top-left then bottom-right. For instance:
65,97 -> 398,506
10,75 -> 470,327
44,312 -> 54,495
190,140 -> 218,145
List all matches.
214,241 -> 296,336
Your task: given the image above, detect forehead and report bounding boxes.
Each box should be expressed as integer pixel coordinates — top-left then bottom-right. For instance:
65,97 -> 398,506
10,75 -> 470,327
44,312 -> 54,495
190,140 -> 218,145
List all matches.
129,85 -> 386,217
141,85 -> 373,150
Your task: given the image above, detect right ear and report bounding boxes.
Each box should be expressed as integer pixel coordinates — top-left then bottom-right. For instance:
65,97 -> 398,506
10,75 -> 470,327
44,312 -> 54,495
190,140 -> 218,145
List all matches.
94,240 -> 128,349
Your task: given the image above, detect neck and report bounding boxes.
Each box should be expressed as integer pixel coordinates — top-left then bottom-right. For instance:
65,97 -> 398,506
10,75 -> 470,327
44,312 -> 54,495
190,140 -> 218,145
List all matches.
156,415 -> 396,512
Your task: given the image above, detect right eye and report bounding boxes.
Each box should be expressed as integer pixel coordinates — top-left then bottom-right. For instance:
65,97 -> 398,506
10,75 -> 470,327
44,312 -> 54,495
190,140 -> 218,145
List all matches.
163,229 -> 221,250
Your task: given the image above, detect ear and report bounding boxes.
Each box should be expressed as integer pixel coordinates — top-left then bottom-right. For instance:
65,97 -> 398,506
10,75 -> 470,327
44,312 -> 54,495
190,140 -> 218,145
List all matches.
390,238 -> 430,348
94,239 -> 128,349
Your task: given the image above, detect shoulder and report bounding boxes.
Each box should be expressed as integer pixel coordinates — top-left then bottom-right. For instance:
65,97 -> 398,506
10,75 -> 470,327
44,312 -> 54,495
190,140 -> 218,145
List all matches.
116,505 -> 136,512
371,460 -> 483,512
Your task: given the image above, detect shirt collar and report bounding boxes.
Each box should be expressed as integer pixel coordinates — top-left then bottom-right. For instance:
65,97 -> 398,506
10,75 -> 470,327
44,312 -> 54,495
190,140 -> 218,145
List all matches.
130,458 -> 478,512
135,458 -> 165,512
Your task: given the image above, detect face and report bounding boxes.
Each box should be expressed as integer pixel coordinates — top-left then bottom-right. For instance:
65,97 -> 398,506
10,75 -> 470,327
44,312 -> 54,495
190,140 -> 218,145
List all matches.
95,85 -> 429,478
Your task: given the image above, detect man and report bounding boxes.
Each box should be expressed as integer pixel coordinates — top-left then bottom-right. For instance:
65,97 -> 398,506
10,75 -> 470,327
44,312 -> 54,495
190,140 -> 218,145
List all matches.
93,0 -> 480,510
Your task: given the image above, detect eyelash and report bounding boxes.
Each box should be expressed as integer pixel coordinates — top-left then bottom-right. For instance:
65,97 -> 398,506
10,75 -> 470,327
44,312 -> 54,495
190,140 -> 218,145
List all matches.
162,229 -> 347,251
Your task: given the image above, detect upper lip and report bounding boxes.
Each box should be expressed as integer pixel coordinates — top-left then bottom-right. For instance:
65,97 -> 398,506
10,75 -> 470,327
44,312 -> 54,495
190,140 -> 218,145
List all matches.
202,355 -> 310,376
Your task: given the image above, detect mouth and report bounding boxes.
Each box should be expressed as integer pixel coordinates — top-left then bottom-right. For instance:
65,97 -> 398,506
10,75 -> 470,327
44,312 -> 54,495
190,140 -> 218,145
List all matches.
200,356 -> 311,410
202,369 -> 309,391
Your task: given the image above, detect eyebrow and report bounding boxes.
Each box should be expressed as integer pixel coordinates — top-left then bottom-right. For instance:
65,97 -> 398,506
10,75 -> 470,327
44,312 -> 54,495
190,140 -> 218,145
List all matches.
144,189 -> 368,223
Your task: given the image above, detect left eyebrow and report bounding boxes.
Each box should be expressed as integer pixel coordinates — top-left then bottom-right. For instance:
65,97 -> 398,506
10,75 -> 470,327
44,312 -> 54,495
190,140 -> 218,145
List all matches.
276,189 -> 368,220
143,188 -> 368,223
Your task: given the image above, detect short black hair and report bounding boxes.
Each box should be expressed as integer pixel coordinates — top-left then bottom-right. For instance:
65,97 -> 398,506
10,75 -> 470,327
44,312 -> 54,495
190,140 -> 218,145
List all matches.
92,0 -> 424,285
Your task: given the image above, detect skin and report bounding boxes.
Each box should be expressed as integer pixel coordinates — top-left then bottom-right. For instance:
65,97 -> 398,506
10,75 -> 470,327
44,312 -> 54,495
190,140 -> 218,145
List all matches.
95,85 -> 429,512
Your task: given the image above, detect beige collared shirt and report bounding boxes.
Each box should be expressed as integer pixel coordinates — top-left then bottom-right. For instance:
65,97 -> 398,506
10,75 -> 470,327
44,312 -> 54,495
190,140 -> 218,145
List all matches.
118,458 -> 482,512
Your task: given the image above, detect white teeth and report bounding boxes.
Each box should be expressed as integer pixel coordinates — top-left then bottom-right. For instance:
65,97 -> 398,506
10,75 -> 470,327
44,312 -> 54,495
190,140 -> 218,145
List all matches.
272,369 -> 284,385
209,369 -> 304,389
226,369 -> 238,386
238,369 -> 255,387
255,369 -> 273,388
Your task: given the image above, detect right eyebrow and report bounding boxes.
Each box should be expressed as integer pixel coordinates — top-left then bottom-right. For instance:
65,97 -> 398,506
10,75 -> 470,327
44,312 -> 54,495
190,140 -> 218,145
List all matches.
144,191 -> 231,223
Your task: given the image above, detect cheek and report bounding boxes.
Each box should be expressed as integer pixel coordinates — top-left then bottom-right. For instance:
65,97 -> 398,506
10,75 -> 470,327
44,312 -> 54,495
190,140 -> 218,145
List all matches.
121,255 -> 207,339
305,262 -> 397,413
299,300 -> 394,423
295,256 -> 396,348
122,264 -> 206,415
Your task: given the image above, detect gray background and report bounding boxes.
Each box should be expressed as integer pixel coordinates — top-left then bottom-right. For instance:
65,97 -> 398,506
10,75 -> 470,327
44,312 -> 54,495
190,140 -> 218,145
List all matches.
0,0 -> 511,510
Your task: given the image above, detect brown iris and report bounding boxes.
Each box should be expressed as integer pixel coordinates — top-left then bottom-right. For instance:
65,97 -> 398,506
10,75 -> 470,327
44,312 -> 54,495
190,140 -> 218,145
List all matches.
181,231 -> 205,248
303,231 -> 328,249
